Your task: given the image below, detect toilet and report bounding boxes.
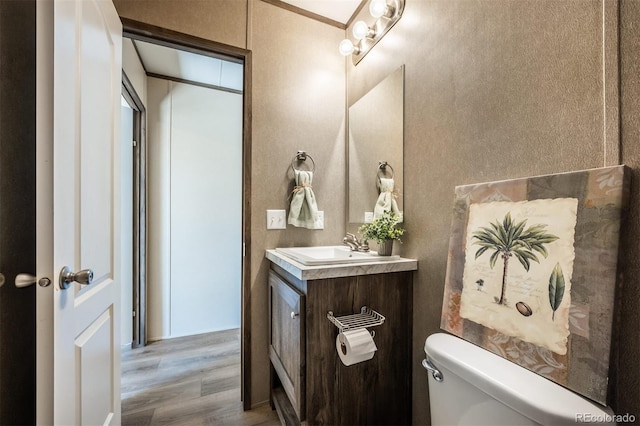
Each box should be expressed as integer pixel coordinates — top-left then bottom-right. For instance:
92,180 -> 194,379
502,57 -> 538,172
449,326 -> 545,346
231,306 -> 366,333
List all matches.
423,333 -> 615,425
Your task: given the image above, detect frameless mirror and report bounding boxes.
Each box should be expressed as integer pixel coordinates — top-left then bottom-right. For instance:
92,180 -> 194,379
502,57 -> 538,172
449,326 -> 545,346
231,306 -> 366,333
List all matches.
348,65 -> 404,224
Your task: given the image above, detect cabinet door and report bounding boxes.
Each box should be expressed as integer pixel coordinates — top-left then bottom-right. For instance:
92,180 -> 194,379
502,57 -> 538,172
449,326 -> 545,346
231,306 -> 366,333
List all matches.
306,272 -> 413,425
269,271 -> 306,420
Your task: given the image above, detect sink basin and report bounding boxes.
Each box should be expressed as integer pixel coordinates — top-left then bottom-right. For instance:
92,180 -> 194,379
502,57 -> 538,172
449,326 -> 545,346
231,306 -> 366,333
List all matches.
275,245 -> 398,266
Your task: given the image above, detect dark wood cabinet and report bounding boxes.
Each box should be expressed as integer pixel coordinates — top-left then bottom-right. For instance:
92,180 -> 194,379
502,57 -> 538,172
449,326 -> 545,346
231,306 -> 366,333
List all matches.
269,263 -> 413,425
269,270 -> 306,420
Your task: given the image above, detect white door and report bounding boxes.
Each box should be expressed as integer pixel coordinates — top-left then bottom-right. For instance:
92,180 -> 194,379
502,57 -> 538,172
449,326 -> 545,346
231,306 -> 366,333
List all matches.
36,0 -> 122,424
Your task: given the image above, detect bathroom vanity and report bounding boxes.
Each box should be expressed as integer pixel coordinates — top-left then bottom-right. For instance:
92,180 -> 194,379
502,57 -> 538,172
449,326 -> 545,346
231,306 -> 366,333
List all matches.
266,248 -> 417,425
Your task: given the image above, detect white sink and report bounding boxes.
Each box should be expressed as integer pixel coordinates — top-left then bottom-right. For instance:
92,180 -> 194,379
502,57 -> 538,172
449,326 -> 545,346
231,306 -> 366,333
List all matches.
275,245 -> 398,266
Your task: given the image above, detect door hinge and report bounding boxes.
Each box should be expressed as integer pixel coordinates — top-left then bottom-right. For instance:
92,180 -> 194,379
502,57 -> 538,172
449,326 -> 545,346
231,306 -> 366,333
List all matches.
243,242 -> 246,257
132,140 -> 137,147
133,310 -> 136,317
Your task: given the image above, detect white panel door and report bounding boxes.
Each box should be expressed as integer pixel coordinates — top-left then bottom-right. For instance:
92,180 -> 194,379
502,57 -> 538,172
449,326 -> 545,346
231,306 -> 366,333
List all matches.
39,0 -> 122,424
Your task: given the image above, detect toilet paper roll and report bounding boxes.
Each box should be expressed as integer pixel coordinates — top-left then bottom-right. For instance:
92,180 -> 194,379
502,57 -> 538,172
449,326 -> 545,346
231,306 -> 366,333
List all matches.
336,328 -> 377,366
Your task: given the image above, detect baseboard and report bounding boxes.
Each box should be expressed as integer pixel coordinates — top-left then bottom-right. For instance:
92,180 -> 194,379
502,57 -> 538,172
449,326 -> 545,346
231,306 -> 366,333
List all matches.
251,399 -> 271,410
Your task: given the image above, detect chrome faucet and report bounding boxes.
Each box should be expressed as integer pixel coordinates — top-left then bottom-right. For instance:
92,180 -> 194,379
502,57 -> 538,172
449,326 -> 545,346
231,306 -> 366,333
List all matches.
343,233 -> 369,252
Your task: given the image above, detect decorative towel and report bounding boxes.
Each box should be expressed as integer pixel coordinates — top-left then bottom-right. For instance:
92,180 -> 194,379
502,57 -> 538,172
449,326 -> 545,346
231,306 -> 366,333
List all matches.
288,170 -> 319,229
373,177 -> 401,220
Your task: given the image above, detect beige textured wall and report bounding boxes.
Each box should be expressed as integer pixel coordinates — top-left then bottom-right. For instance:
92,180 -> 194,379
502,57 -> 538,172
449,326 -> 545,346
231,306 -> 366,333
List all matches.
617,0 -> 640,416
113,0 -> 345,407
346,0 -> 639,423
250,0 -> 345,405
113,0 -> 247,48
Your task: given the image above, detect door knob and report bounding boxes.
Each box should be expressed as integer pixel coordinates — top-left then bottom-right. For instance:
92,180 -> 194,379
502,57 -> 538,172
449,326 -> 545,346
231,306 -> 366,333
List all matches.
0,273 -> 4,288
15,273 -> 37,288
59,266 -> 94,290
6,273 -> 50,288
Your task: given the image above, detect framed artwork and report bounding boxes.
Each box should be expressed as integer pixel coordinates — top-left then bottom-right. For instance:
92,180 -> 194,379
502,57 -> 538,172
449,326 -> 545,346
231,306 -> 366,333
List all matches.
441,165 -> 629,405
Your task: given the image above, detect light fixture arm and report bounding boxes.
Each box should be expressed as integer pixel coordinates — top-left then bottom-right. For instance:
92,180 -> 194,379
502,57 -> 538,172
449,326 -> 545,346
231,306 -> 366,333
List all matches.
339,0 -> 405,65
353,20 -> 377,40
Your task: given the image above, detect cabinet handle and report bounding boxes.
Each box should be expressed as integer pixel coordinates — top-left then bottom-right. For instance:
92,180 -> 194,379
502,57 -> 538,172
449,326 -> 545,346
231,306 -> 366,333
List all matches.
290,311 -> 299,319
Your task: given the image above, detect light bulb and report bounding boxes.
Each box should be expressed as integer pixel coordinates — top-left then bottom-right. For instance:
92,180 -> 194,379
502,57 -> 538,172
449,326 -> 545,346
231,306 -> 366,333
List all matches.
339,39 -> 355,56
352,21 -> 371,40
369,0 -> 388,18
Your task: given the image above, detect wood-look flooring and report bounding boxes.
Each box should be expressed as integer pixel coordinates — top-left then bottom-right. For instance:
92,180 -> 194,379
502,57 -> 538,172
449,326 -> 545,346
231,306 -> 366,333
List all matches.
121,329 -> 280,426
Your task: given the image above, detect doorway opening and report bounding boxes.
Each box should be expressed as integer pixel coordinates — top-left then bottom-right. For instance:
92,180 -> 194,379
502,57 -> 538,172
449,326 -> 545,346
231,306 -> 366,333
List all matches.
121,19 -> 252,409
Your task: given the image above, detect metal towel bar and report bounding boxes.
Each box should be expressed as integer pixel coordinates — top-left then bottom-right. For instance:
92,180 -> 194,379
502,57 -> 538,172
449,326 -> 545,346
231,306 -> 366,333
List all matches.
377,161 -> 394,178
291,150 -> 316,172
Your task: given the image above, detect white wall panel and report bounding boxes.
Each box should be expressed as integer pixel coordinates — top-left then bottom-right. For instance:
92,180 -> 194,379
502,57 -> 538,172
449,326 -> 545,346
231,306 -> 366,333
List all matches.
120,103 -> 133,345
147,77 -> 242,339
147,78 -> 172,340
169,81 -> 242,336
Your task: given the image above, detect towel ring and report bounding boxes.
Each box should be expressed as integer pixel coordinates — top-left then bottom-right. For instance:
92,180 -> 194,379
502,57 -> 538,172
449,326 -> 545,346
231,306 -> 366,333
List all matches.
291,151 -> 316,172
377,161 -> 394,179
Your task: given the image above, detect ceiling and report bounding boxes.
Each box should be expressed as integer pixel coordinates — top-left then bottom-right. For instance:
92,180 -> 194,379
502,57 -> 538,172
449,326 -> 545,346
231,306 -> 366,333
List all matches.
133,40 -> 244,92
279,0 -> 362,24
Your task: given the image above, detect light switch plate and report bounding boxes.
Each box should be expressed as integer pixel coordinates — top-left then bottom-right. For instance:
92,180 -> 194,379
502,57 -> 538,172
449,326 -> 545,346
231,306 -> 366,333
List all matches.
364,212 -> 374,223
315,211 -> 324,229
266,209 -> 286,229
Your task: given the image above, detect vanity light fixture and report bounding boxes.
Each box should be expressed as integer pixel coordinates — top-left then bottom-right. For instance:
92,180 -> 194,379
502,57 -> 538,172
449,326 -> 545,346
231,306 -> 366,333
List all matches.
339,39 -> 361,56
339,0 -> 405,65
352,20 -> 376,40
369,0 -> 395,19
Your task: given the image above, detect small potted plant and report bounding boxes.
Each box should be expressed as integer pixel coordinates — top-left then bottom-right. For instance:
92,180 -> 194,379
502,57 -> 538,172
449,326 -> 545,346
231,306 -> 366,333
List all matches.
358,211 -> 405,256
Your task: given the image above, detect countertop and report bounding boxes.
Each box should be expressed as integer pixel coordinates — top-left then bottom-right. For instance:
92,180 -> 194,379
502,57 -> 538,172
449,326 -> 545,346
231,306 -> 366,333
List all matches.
265,249 -> 418,281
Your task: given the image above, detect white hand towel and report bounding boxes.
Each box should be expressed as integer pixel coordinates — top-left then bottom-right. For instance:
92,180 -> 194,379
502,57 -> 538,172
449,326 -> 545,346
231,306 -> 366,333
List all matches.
288,170 -> 319,229
373,177 -> 401,220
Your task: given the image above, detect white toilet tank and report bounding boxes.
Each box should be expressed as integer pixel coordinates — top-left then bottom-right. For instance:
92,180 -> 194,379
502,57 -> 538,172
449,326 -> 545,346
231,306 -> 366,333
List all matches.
423,333 -> 615,425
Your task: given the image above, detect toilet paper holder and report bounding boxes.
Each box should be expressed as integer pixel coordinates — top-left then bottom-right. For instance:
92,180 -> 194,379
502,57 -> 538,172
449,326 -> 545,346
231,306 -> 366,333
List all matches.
327,306 -> 385,338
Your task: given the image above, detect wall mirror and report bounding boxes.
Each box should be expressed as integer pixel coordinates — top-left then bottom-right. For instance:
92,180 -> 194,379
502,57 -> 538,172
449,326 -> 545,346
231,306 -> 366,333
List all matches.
348,65 -> 404,225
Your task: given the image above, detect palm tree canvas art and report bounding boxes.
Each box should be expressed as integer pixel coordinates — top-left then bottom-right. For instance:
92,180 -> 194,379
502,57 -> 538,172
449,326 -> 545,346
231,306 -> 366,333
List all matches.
441,166 -> 629,405
459,198 -> 578,356
471,212 -> 559,306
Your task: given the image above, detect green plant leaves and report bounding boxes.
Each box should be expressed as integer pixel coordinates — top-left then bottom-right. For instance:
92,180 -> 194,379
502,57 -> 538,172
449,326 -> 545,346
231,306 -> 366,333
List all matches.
358,211 -> 405,244
548,263 -> 565,321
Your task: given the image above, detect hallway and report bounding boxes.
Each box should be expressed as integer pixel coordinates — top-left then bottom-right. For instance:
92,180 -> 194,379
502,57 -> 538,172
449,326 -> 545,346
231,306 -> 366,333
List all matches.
121,329 -> 279,425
